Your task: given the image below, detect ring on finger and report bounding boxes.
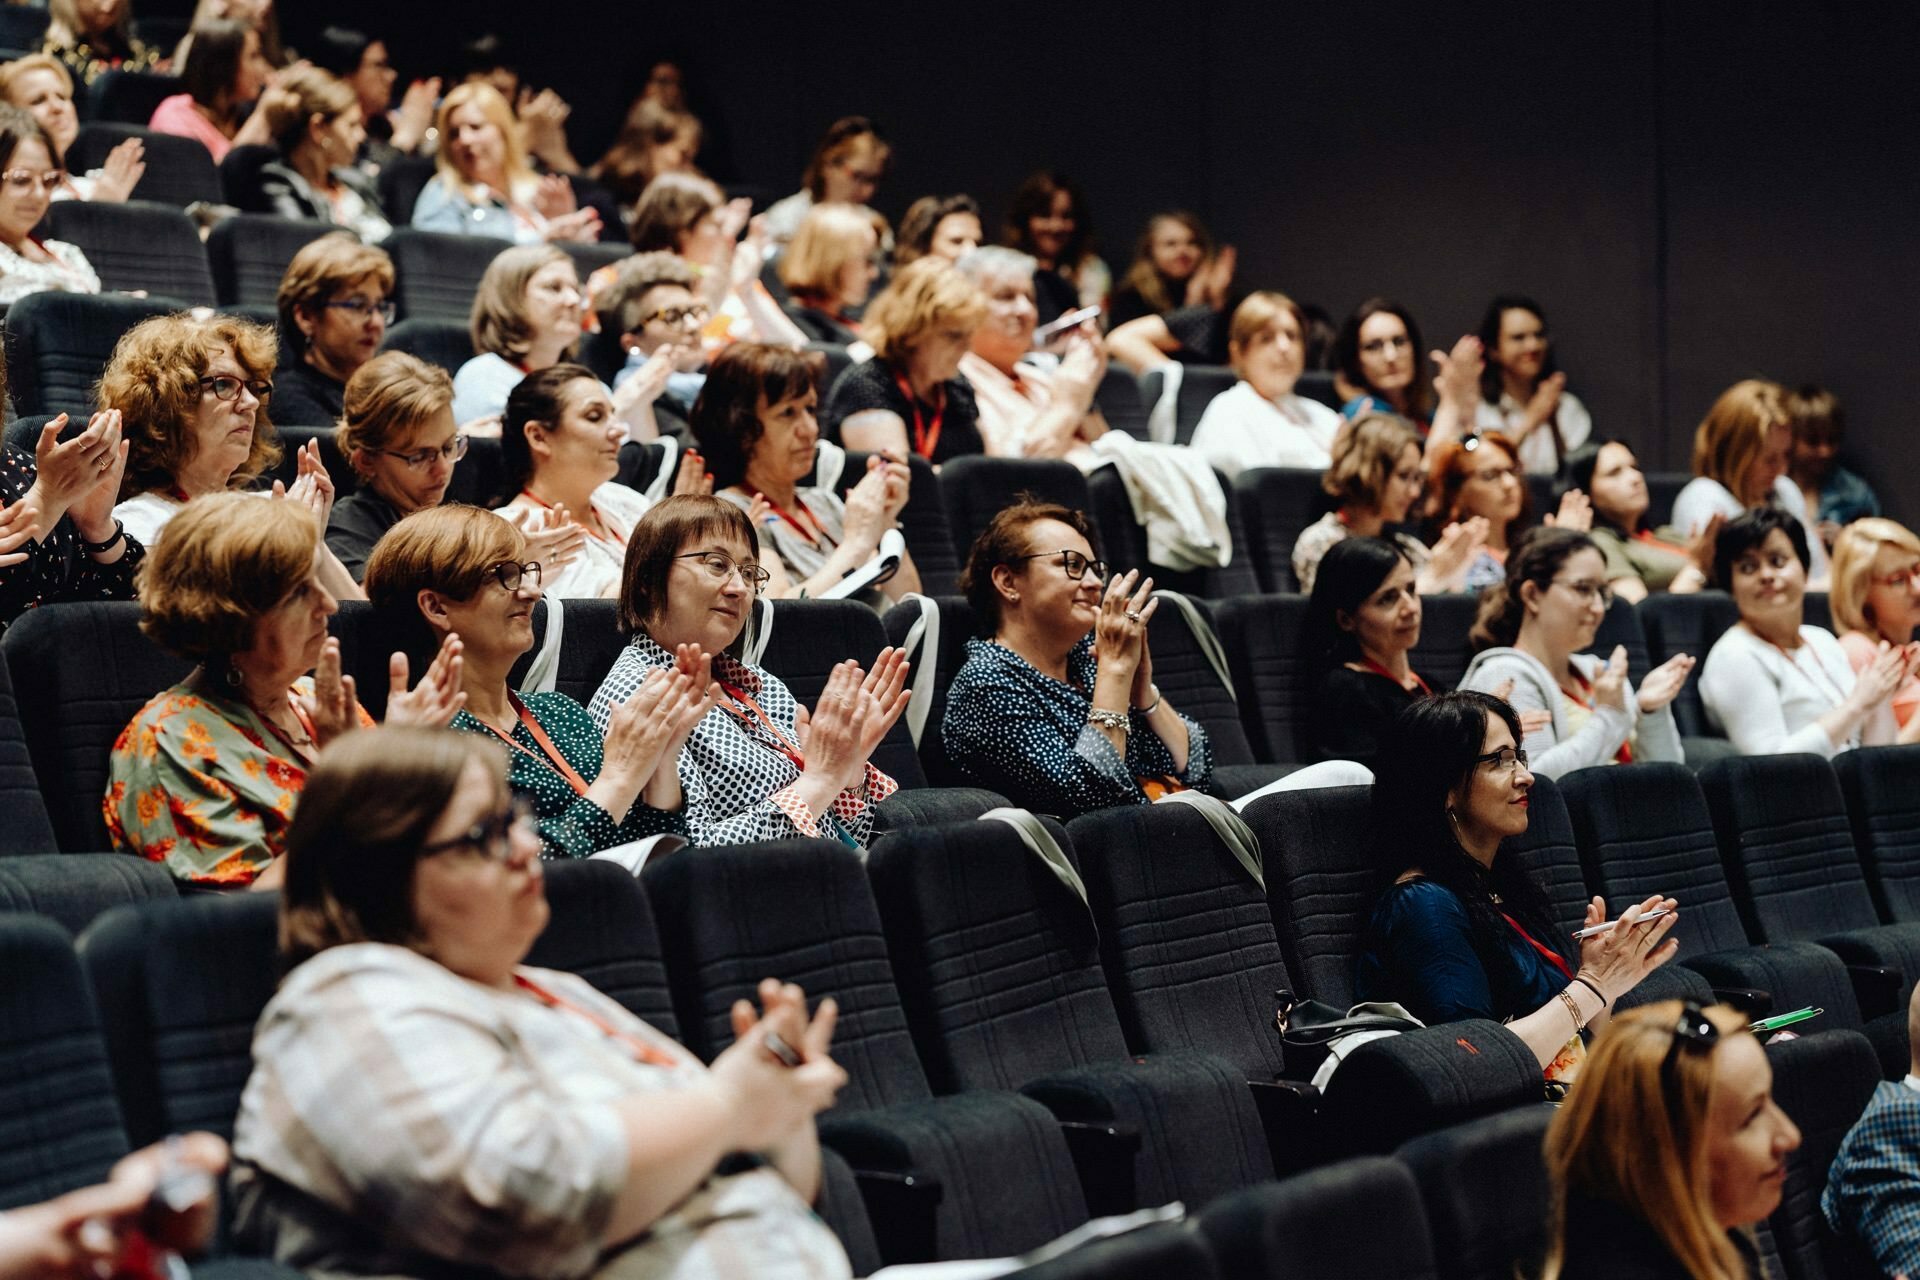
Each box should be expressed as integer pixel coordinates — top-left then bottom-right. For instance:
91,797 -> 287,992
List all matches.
1125,609 -> 1142,623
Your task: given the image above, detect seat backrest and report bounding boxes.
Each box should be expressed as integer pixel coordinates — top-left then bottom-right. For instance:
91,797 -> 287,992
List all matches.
1583,594 -> 1651,685
76,123 -> 219,207
386,228 -> 505,324
3,291 -> 175,418
1148,364 -> 1237,446
1146,594 -> 1256,767
265,424 -> 354,489
0,648 -> 60,854
1834,745 -> 1920,923
1094,365 -> 1149,441
544,598 -> 627,706
43,198 -> 215,304
3,602 -> 191,852
558,240 -> 629,280
1244,784 -> 1376,1006
1639,591 -> 1742,737
866,819 -> 1127,1093
0,5 -> 48,47
1396,1107 -> 1554,1280
446,433 -> 506,505
937,455 -> 1090,561
1068,803 -> 1291,1080
1503,773 -> 1589,936
804,341 -> 854,393
1408,593 -> 1482,693
1560,763 -> 1755,954
377,155 -> 438,229
1234,468 -> 1331,593
882,595 -> 979,787
207,214 -> 340,307
1199,1156 -> 1440,1280
1698,754 -> 1882,941
521,859 -> 680,1037
642,838 -> 934,1113
1766,1029 -> 1885,1280
1090,463 -> 1257,599
0,914 -> 131,1209
0,854 -> 176,935
77,892 -> 280,1147
1214,594 -> 1316,763
838,451 -> 957,596
217,143 -> 280,213
1644,472 -> 1690,528
378,317 -> 474,376
83,71 -> 183,128
760,598 -> 925,787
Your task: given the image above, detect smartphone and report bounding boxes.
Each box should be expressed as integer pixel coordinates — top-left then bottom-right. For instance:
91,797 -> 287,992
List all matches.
1032,305 -> 1102,344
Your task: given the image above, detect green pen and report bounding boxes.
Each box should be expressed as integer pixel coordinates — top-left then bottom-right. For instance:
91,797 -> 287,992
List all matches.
1747,1007 -> 1822,1034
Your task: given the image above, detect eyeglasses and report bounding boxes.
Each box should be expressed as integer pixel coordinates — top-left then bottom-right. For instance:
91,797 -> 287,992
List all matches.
1550,578 -> 1615,608
419,794 -> 537,862
322,297 -> 397,324
636,302 -> 711,329
676,550 -> 771,593
199,375 -> 272,402
490,560 -> 542,592
374,435 -> 469,470
1659,1000 -> 1721,1124
1005,549 -> 1107,582
1473,745 -> 1530,775
1361,334 -> 1413,355
1,168 -> 66,195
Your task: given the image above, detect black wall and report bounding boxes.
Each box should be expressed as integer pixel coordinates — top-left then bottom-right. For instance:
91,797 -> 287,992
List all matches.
255,0 -> 1915,515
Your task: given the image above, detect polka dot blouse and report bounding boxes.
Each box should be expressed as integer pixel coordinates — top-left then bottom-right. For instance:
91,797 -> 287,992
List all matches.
0,444 -> 144,630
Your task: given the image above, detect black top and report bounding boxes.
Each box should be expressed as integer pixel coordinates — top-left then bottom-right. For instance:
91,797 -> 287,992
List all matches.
1557,1188 -> 1761,1280
1106,283 -> 1161,329
1311,665 -> 1430,768
325,488 -> 404,583
821,358 -> 984,465
273,360 -> 347,428
1032,267 -> 1078,326
1163,303 -> 1233,365
0,444 -> 144,630
258,160 -> 386,227
782,302 -> 862,347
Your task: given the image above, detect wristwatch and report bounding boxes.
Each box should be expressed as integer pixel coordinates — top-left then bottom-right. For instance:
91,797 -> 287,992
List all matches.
77,519 -> 125,555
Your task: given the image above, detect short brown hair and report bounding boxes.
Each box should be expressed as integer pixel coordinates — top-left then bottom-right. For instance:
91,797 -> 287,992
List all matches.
135,492 -> 319,660
275,233 -> 395,359
338,352 -> 454,466
103,313 -> 283,499
616,494 -> 757,649
861,256 -> 986,364
0,102 -> 59,173
959,498 -> 1100,633
470,244 -> 573,360
800,116 -> 890,200
1690,379 -> 1788,494
1226,291 -> 1307,379
363,504 -> 526,616
258,63 -> 358,154
628,171 -> 723,253
689,344 -> 826,490
280,726 -> 507,968
596,250 -> 700,335
1323,413 -> 1421,507
779,202 -> 877,301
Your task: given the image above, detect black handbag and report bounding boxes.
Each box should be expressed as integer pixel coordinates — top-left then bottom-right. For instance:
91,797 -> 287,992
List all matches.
1272,988 -> 1424,1046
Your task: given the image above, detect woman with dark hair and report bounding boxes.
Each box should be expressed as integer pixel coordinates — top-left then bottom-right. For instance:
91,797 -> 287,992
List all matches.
1331,297 -> 1432,428
1105,211 -> 1230,329
1699,507 -> 1917,757
1356,690 -> 1681,1078
1001,170 -> 1108,324
0,396 -> 139,629
894,193 -> 982,267
761,116 -> 890,255
694,343 -> 919,607
304,25 -> 439,170
588,96 -> 701,206
255,65 -> 390,242
0,103 -> 102,304
1563,438 -> 1712,603
1472,295 -> 1591,476
1460,527 -> 1690,777
147,19 -> 278,163
1305,538 -> 1435,768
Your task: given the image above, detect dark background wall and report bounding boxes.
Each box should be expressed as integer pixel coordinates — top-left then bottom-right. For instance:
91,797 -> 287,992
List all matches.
179,0 -> 1920,514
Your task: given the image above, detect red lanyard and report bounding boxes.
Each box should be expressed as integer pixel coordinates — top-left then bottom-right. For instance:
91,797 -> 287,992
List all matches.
762,494 -> 825,547
892,371 -> 945,460
243,691 -> 317,762
518,488 -> 628,550
717,679 -> 806,770
514,975 -> 681,1067
1561,673 -> 1633,764
471,695 -> 592,796
1360,657 -> 1432,697
1503,913 -> 1574,980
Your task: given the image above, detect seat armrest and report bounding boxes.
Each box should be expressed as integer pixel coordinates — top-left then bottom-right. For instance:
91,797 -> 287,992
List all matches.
1846,965 -> 1905,1022
1248,1078 -> 1321,1177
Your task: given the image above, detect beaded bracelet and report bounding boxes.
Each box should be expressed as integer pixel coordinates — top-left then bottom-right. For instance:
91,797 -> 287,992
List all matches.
1087,707 -> 1131,735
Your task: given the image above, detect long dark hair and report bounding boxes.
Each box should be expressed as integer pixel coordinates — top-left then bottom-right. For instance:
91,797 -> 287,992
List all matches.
1372,691 -> 1567,965
1470,526 -> 1602,652
1306,536 -> 1411,669
1561,438 -> 1644,536
1002,170 -> 1092,269
1477,294 -> 1560,404
1332,297 -> 1433,420
498,362 -> 599,501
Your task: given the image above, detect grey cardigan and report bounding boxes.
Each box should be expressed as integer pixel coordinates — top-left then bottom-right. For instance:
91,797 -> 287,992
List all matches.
1459,647 -> 1684,777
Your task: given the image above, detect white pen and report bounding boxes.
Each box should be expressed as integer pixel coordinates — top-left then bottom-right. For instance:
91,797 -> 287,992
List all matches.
1571,907 -> 1672,940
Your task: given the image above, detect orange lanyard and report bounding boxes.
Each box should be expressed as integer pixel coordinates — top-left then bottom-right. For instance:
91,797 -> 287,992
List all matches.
514,975 -> 681,1067
518,488 -> 628,551
1503,913 -> 1574,980
1561,673 -> 1633,764
892,371 -> 945,460
762,494 -> 825,547
1361,657 -> 1432,698
471,695 -> 592,797
717,679 -> 805,770
1760,633 -> 1853,708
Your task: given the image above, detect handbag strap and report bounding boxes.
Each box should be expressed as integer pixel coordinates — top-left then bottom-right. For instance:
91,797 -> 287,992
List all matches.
641,435 -> 680,503
1154,789 -> 1262,891
518,597 -> 564,695
742,594 -> 775,667
1144,361 -> 1183,446
981,807 -> 1093,924
895,592 -> 940,747
1154,589 -> 1235,704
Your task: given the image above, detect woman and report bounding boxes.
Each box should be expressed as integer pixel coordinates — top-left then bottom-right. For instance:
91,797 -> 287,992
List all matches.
596,249 -> 708,437
1832,518 -> 1920,730
0,403 -> 139,629
147,19 -> 277,164
620,172 -> 802,350
1473,295 -> 1592,476
1000,170 -> 1108,323
1460,527 -> 1691,777
228,726 -> 853,1278
1427,432 -> 1586,592
305,25 -> 440,170
40,0 -> 163,85
183,0 -> 285,67
451,245 -> 585,424
1291,412 -> 1483,595
1330,297 -> 1433,429
0,54 -> 145,202
696,343 -> 920,608
325,352 -> 473,578
778,203 -> 880,346
589,494 -> 908,848
1189,292 -> 1343,481
822,256 -> 987,464
761,115 -> 890,255
1564,439 -> 1711,603
1540,1001 -> 1801,1279
256,65 -> 391,243
1670,379 -> 1829,585
1786,384 -> 1879,534
1106,211 -> 1219,329
271,233 -> 394,427
1700,507 -> 1917,757
1356,690 -> 1682,1079
588,96 -> 700,206
1304,538 -> 1439,769
410,82 -> 599,245
894,193 -> 982,268
954,246 -> 1109,462
365,505 -> 714,858
104,494 -> 462,887
0,106 -> 100,305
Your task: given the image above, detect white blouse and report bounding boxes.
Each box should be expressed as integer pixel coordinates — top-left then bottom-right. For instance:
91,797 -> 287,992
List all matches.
0,238 -> 101,305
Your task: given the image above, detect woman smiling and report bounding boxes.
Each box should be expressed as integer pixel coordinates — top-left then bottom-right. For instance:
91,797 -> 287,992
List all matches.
1190,292 -> 1342,481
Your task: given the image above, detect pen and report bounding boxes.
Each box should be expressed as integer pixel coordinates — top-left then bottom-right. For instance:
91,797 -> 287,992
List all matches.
1571,907 -> 1672,940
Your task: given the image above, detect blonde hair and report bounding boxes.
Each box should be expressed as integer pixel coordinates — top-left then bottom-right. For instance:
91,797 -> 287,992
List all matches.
1541,1002 -> 1754,1280
860,256 -> 986,364
339,352 -> 455,466
46,0 -> 130,47
470,244 -> 573,361
275,234 -> 395,359
101,313 -> 282,499
1324,413 -> 1421,509
1690,380 -> 1788,499
363,504 -> 526,615
432,82 -> 531,195
780,202 -> 877,303
0,54 -> 75,105
1830,518 -> 1920,637
1226,291 -> 1308,380
135,492 -> 319,660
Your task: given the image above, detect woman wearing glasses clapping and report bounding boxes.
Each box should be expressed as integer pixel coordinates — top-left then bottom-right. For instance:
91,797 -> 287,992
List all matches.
1460,527 -> 1691,777
0,105 -> 100,305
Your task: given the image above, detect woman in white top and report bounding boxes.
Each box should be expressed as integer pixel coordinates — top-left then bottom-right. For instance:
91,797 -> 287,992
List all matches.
1190,291 -> 1342,480
953,246 -> 1109,463
1472,295 -> 1591,476
1699,508 -> 1916,758
0,108 -> 99,305
1669,378 -> 1829,586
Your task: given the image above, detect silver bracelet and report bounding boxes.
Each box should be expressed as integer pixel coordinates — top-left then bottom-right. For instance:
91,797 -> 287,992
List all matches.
1087,707 -> 1131,735
1134,685 -> 1162,716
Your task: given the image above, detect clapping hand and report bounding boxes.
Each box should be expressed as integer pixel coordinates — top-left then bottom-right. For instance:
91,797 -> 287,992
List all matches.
671,446 -> 711,496
1094,569 -> 1157,676
299,638 -> 361,747
1591,645 -> 1630,712
384,634 -> 466,727
1430,335 -> 1484,410
1488,677 -> 1553,738
1576,894 -> 1682,1004
273,439 -> 338,529
1544,488 -> 1592,532
503,504 -> 587,571
0,496 -> 39,568
31,411 -> 124,539
1636,654 -> 1695,714
712,978 -> 846,1145
1524,371 -> 1567,431
93,137 -> 146,203
1426,517 -> 1490,591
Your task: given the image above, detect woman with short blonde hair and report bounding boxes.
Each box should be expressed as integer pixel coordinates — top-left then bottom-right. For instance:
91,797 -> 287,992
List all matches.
823,257 -> 988,462
1831,517 -> 1920,729
778,202 -> 880,345
411,82 -> 599,245
1671,378 -> 1828,583
1189,290 -> 1343,481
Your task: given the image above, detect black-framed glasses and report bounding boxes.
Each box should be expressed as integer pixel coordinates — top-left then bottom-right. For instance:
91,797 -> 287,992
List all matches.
420,794 -> 536,862
1005,549 -> 1107,582
323,297 -> 397,324
635,302 -> 710,330
1361,334 -> 1413,355
490,560 -> 542,593
1473,745 -> 1529,775
676,550 -> 770,593
375,435 -> 470,470
1659,1000 -> 1721,1124
199,375 -> 272,402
